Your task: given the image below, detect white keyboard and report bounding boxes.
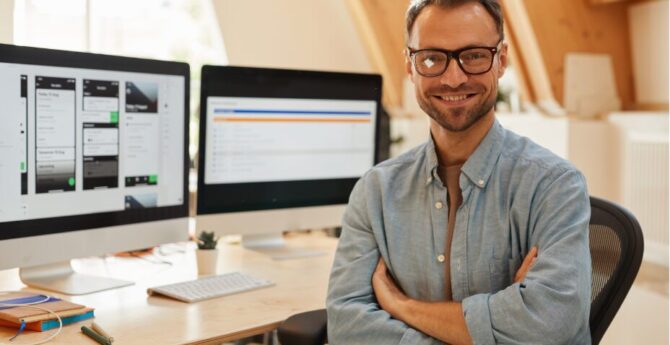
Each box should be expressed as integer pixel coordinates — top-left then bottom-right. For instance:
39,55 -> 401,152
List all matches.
147,272 -> 274,303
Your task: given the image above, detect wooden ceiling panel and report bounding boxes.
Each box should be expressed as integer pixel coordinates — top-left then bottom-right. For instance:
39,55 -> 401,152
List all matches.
520,0 -> 635,110
346,0 -> 409,110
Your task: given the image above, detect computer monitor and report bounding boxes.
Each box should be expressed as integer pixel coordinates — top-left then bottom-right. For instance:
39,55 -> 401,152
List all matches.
0,44 -> 190,295
196,66 -> 381,254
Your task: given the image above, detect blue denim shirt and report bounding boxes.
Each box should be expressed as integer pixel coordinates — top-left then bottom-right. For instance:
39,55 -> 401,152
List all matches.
327,120 -> 591,344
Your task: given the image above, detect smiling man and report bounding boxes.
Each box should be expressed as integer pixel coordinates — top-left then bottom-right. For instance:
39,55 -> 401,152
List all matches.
326,1 -> 592,344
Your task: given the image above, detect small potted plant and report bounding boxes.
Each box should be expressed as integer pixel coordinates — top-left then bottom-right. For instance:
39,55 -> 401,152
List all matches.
196,231 -> 219,275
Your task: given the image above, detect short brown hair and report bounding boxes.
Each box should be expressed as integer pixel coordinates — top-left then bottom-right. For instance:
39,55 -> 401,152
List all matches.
406,0 -> 504,42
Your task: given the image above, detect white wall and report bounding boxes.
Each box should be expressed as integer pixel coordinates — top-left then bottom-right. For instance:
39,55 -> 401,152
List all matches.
629,0 -> 669,105
211,0 -> 371,73
0,0 -> 13,44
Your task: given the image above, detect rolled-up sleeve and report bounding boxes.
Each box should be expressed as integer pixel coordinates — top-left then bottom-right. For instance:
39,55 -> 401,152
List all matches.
462,170 -> 592,345
326,176 -> 437,345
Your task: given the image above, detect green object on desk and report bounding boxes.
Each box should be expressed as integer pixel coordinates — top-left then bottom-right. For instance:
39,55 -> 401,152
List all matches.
92,322 -> 115,343
81,325 -> 112,345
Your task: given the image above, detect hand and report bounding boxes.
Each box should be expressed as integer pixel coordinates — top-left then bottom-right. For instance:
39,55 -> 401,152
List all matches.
514,246 -> 538,284
373,259 -> 473,345
372,258 -> 409,318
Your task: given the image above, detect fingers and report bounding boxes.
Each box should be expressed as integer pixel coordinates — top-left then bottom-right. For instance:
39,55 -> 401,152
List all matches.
373,258 -> 387,282
524,246 -> 538,266
374,258 -> 386,274
514,246 -> 538,284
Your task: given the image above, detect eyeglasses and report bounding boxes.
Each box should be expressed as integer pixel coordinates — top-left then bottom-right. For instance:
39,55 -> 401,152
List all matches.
407,40 -> 502,77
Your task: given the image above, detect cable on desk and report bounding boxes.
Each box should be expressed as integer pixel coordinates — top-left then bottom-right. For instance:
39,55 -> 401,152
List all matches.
0,292 -> 63,345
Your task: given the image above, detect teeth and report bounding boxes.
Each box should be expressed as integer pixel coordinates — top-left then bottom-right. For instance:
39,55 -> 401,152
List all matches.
441,95 -> 468,102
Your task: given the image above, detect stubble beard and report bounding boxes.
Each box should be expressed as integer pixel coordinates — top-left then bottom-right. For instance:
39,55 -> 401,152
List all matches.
417,88 -> 497,132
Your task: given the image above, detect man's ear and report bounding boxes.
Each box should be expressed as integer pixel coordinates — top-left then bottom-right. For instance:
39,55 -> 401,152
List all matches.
497,42 -> 508,78
404,48 -> 414,79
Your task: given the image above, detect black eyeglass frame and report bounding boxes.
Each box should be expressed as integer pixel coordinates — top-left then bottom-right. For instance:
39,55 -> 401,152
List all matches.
407,40 -> 503,77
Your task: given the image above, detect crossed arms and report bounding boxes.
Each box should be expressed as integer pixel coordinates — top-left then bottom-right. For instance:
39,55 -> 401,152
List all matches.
372,247 -> 537,345
326,170 -> 591,345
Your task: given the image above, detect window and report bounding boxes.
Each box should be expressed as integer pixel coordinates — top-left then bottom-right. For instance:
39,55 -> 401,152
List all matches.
14,0 -> 228,163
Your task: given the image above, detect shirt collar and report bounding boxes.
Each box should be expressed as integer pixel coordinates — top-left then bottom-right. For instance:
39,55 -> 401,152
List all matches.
461,119 -> 505,188
424,135 -> 440,186
424,119 -> 505,189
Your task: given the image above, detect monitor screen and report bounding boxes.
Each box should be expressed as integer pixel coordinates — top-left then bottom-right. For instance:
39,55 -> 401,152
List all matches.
0,44 -> 189,241
197,66 -> 381,215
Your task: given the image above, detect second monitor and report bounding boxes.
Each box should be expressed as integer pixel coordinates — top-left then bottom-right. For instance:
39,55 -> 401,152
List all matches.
196,66 -> 381,251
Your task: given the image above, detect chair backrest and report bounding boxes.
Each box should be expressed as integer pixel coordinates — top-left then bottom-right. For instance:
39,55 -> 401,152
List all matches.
588,196 -> 644,345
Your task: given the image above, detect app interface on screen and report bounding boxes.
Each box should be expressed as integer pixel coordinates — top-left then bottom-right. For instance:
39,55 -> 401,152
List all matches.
204,97 -> 376,185
0,62 -> 185,223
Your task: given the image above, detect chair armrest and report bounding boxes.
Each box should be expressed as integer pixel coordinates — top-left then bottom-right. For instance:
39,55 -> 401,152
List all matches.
277,309 -> 327,345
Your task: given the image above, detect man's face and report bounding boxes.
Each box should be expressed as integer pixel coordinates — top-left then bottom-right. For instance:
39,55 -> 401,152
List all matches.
406,3 -> 508,132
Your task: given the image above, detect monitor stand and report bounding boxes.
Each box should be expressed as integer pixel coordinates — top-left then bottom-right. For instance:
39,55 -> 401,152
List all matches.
19,261 -> 133,295
241,233 -> 325,260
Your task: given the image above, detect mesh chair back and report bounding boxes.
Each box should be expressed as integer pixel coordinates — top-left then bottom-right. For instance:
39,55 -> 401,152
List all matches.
588,197 -> 644,345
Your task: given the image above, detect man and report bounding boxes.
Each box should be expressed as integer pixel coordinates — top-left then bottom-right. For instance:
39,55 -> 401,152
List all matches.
326,1 -> 592,344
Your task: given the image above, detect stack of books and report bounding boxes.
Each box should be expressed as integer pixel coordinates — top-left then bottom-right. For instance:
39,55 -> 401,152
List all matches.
0,292 -> 94,332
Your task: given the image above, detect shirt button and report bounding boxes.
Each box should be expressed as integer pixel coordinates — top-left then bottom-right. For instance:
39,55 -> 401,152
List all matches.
437,254 -> 445,263
478,179 -> 485,186
435,201 -> 443,209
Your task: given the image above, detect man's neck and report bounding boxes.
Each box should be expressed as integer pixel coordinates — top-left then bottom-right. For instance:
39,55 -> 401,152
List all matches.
430,112 -> 495,167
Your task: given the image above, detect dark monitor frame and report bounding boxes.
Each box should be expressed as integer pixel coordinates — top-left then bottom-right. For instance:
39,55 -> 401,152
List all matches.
0,43 -> 190,241
197,65 -> 382,215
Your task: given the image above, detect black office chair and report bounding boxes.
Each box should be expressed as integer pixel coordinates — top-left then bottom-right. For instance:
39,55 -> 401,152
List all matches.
588,196 -> 644,344
278,196 -> 644,345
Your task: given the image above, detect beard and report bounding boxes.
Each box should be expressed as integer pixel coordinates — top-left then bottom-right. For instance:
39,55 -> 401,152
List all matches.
417,84 -> 497,132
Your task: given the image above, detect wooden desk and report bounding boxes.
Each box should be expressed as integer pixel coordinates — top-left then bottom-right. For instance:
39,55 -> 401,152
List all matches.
0,233 -> 337,345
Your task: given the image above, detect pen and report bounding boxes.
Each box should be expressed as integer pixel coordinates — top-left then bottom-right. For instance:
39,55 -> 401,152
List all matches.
92,322 -> 115,343
81,325 -> 112,345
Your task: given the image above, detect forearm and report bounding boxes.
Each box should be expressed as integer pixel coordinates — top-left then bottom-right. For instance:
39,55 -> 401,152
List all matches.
328,270 -> 438,344
396,299 -> 472,345
328,180 -> 437,344
327,299 -> 420,344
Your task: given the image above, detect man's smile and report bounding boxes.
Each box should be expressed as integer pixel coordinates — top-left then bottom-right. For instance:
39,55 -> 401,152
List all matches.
432,92 -> 477,107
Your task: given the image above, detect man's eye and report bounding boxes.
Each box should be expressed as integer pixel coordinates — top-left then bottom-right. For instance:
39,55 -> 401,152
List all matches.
463,53 -> 485,61
422,58 -> 436,68
462,51 -> 490,63
421,55 -> 445,68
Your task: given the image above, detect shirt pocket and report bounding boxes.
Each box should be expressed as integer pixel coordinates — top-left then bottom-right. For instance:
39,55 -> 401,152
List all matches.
489,256 -> 521,293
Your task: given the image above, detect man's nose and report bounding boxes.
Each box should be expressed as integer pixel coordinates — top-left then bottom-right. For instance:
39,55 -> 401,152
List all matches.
439,58 -> 468,88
